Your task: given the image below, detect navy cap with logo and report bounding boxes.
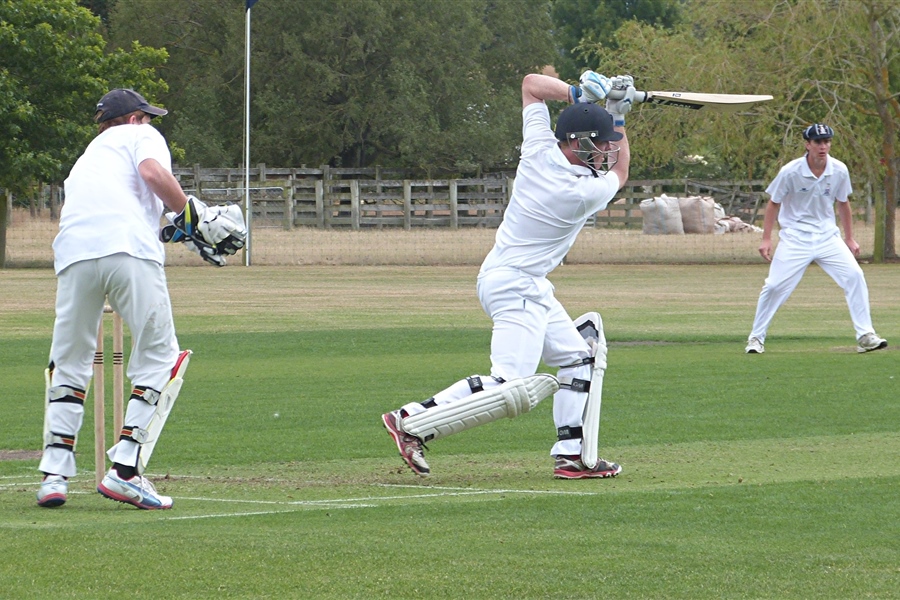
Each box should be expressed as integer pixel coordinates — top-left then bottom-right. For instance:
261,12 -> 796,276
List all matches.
93,89 -> 168,123
802,123 -> 834,141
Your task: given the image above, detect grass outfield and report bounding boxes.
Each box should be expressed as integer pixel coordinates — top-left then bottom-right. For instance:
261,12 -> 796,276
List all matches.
1,264 -> 899,599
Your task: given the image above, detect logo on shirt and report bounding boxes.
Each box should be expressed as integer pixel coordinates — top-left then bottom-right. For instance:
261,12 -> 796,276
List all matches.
823,184 -> 831,197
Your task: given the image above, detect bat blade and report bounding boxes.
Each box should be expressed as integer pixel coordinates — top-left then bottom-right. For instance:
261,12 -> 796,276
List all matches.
640,91 -> 773,112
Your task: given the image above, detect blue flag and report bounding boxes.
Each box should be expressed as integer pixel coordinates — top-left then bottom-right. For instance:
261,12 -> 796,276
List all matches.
246,0 -> 258,9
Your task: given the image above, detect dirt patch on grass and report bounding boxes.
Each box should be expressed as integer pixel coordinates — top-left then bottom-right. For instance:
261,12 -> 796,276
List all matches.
0,450 -> 41,461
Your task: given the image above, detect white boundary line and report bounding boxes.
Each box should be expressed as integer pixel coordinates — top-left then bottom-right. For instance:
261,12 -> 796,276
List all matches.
4,473 -> 611,520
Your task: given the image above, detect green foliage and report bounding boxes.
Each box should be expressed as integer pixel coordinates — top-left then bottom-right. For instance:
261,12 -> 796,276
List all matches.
551,0 -> 682,80
76,0 -> 112,24
0,0 -> 168,192
109,0 -> 556,173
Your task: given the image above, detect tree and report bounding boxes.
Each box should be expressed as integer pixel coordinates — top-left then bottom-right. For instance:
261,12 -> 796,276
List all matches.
550,0 -> 682,81
0,0 -> 168,192
0,0 -> 167,266
77,0 -> 113,25
108,0 -> 557,173
576,0 -> 899,260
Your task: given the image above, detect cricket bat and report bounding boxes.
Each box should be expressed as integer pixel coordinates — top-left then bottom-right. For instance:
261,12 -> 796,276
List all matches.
608,88 -> 773,112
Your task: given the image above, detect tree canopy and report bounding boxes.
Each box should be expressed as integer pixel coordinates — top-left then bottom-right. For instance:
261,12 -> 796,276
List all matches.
0,0 -> 167,193
108,0 -> 557,174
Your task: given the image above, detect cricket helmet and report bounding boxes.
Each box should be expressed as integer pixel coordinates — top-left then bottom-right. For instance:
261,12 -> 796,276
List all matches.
554,103 -> 622,173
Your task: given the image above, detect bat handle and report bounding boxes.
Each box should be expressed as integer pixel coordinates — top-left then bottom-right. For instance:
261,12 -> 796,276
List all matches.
607,88 -> 647,104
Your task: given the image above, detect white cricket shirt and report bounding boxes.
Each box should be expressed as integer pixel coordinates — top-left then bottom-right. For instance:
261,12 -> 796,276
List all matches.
54,124 -> 172,273
480,102 -> 620,277
766,154 -> 851,235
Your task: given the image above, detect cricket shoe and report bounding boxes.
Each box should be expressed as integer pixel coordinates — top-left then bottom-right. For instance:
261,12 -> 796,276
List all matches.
745,337 -> 764,354
553,455 -> 622,479
98,468 -> 173,509
381,410 -> 430,476
37,474 -> 68,508
857,332 -> 887,353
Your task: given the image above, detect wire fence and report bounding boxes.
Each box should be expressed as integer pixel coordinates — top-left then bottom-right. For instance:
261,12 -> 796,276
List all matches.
2,170 -> 884,268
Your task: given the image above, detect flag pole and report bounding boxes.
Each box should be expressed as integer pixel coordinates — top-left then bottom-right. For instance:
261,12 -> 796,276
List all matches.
243,0 -> 255,266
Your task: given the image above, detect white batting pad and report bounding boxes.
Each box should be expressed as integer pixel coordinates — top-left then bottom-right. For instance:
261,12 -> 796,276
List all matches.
127,350 -> 191,474
402,374 -> 559,442
39,377 -> 87,478
573,312 -> 607,470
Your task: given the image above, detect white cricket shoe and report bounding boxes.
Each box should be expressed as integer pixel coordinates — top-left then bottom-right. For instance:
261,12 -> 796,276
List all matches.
98,468 -> 173,510
745,337 -> 764,354
37,474 -> 68,508
857,332 -> 887,353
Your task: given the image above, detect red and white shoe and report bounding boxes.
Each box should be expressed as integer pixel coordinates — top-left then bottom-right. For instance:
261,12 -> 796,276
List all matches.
553,455 -> 622,479
381,411 -> 430,476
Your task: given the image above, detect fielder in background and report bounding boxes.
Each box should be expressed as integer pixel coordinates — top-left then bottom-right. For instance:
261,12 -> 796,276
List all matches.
382,70 -> 634,479
745,123 -> 887,355
37,89 -> 246,509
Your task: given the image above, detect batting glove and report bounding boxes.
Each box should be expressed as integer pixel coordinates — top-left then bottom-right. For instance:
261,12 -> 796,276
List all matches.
574,70 -> 612,104
606,82 -> 636,127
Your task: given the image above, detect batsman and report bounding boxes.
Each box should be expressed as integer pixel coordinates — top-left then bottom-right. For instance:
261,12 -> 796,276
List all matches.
37,89 -> 246,509
382,70 -> 633,478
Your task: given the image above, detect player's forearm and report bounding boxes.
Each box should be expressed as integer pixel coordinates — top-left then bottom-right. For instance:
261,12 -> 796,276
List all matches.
836,201 -> 854,240
522,73 -> 571,107
761,200 -> 779,240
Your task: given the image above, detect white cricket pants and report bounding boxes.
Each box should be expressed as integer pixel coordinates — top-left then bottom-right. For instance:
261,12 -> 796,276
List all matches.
749,229 -> 875,342
39,253 -> 180,477
413,267 -> 593,456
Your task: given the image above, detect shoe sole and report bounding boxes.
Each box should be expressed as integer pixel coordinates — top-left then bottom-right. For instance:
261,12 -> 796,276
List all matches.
745,349 -> 763,354
858,341 -> 888,353
37,493 -> 66,508
381,413 -> 429,477
97,483 -> 173,510
553,466 -> 622,480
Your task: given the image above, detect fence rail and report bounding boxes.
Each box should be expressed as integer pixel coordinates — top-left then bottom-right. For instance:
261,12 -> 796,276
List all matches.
172,165 -> 769,229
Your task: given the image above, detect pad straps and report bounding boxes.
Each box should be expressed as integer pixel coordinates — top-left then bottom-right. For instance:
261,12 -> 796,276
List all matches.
45,385 -> 86,451
557,425 -> 584,441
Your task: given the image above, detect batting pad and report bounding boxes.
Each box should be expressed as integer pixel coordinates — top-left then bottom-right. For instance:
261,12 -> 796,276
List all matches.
402,374 -> 559,442
135,350 -> 191,474
573,312 -> 607,470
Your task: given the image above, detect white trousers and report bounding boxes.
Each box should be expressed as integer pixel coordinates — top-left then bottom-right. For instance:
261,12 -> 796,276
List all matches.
405,268 -> 593,456
749,229 -> 874,342
39,253 -> 180,477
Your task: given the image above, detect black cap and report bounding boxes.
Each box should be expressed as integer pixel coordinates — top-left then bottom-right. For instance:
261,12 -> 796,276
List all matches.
94,89 -> 167,123
555,103 -> 623,143
802,123 -> 834,141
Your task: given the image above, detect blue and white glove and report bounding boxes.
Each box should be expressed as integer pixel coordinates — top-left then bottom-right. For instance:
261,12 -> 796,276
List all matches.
571,70 -> 612,104
605,75 -> 636,127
